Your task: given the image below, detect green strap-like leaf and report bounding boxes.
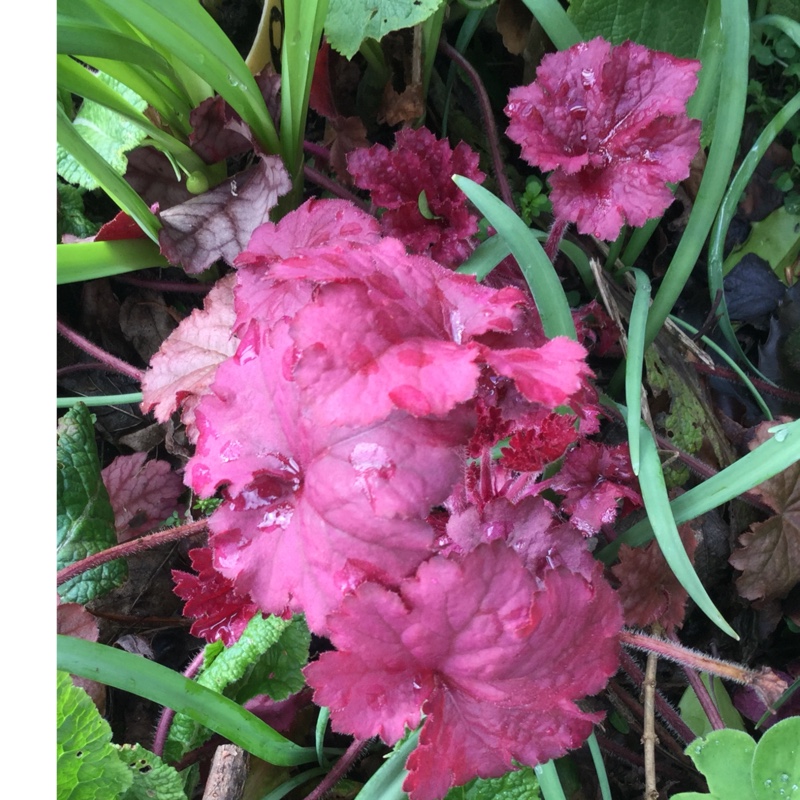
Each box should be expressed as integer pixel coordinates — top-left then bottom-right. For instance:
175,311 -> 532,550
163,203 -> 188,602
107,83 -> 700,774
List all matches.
57,636 -> 318,768
453,177 -> 576,340
625,269 -> 652,475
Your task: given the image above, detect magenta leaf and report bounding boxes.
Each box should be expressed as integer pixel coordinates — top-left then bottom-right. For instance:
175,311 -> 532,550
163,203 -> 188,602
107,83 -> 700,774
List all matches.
305,542 -> 621,800
348,128 -> 485,267
505,38 -> 701,240
158,155 -> 291,274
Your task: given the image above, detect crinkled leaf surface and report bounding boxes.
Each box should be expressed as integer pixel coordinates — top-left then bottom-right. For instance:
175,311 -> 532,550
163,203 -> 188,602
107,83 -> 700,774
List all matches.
305,542 -> 621,800
443,766 -> 540,800
730,422 -> 800,604
505,38 -> 701,240
57,404 -> 126,603
57,72 -> 148,190
566,0 -> 706,59
141,273 -> 237,442
116,744 -> 187,800
325,0 -> 443,59
57,670 -> 133,800
158,156 -> 291,274
102,453 -> 184,542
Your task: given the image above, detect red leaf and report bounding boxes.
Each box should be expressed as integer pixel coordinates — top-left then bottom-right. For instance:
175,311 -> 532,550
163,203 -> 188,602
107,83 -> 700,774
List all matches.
305,543 -> 621,800
505,38 -> 701,240
348,128 -> 485,267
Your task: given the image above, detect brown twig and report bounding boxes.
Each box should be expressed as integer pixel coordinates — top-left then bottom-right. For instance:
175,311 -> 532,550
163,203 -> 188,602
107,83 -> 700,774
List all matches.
437,39 -> 516,212
642,651 -> 659,800
57,318 -> 145,382
57,520 -> 207,588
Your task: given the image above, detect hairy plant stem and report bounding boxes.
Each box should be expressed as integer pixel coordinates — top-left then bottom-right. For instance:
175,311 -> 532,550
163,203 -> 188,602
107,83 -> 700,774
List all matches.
57,318 -> 144,382
152,650 -> 205,757
57,520 -> 207,588
437,39 -> 515,211
544,218 -> 569,263
680,659 -> 725,731
304,163 -> 372,212
303,738 -> 369,800
621,630 -> 788,708
692,359 -> 800,405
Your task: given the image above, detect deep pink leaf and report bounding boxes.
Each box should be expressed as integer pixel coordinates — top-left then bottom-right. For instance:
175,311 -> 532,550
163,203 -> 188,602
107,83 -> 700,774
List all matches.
505,38 -> 701,239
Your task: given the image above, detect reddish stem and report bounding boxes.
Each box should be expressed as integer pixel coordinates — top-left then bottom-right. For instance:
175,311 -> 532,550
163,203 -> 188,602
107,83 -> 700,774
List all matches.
304,140 -> 331,163
544,217 -> 569,263
57,520 -> 207,588
113,276 -> 210,294
303,738 -> 369,800
437,39 -> 515,212
680,660 -> 725,731
57,318 -> 144,382
152,650 -> 205,756
692,360 -> 800,404
304,163 -> 372,212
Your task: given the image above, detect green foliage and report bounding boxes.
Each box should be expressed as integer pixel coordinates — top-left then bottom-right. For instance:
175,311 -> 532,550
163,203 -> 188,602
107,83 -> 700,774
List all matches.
56,71 -> 149,190
57,671 -> 133,800
723,206 -> 800,280
57,183 -> 101,240
518,176 -> 552,226
116,745 -> 187,800
678,675 -> 746,738
324,0 -> 443,59
671,717 -> 800,799
57,403 -> 126,603
566,0 -> 706,58
443,767 -> 541,800
165,615 -> 309,762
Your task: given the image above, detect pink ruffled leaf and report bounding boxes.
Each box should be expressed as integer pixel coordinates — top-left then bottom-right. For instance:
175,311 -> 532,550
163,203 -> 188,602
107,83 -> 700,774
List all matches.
505,38 -> 701,240
305,542 -> 621,800
141,273 -> 237,442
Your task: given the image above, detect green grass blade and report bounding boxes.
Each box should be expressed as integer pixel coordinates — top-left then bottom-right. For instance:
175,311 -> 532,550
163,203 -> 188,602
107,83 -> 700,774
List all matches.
753,14 -> 800,48
600,419 -> 800,560
643,0 -> 749,350
636,426 -> 738,639
706,89 -> 800,378
625,269 -> 652,475
94,0 -> 280,154
261,768 -> 327,800
57,635 -> 318,767
315,707 -> 331,768
281,0 -> 328,183
620,217 -> 659,267
57,55 -> 206,174
668,315 -> 772,420
686,0 -> 723,132
354,731 -> 419,800
57,104 -> 161,242
535,761 -> 567,800
453,178 -> 576,340
587,733 -> 612,800
57,393 -> 143,408
518,0 -> 581,50
58,239 -> 168,284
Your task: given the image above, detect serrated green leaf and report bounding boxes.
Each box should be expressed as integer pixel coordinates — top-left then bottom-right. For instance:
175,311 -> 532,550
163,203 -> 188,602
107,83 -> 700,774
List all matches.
325,0 -> 444,59
166,614 -> 293,762
57,182 -> 101,240
116,744 -> 188,800
566,0 -> 706,58
444,766 -> 541,800
57,403 -> 126,603
57,71 -> 148,190
57,670 -> 133,800
231,617 -> 311,703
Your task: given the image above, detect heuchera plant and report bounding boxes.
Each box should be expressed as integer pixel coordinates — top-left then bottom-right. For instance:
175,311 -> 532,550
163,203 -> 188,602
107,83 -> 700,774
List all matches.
142,194 -> 627,797
505,37 -> 702,240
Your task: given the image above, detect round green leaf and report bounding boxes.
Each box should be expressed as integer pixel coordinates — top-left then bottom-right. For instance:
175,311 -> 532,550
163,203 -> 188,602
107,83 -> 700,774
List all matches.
752,717 -> 800,800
